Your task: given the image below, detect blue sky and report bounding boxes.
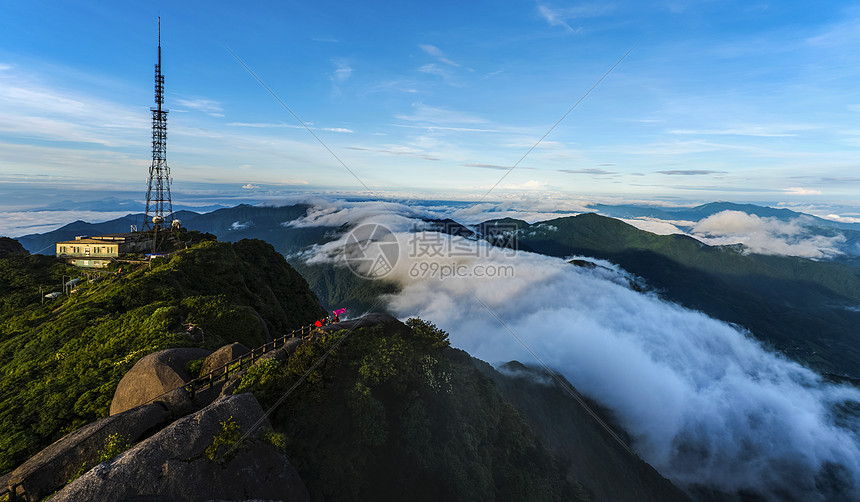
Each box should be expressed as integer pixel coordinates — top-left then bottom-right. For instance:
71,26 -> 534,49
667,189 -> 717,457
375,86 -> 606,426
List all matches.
2,0 -> 860,212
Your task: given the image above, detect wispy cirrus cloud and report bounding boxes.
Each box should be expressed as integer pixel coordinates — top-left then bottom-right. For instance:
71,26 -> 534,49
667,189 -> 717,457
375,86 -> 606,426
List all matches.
395,103 -> 488,125
669,124 -> 814,137
416,44 -> 473,83
419,44 -> 461,68
465,163 -> 537,170
331,58 -> 353,83
174,98 -> 224,117
657,170 -> 727,175
805,17 -> 860,48
0,65 -> 147,149
227,122 -> 353,133
559,168 -> 617,175
346,145 -> 439,161
537,3 -> 613,32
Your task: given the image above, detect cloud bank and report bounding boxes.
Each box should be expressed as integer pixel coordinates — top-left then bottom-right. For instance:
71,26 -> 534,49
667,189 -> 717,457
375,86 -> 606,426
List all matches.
691,210 -> 846,259
300,204 -> 860,501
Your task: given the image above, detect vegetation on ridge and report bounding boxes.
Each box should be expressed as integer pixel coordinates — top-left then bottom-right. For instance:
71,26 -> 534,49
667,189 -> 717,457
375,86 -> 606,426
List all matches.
239,317 -> 579,501
0,238 -> 325,473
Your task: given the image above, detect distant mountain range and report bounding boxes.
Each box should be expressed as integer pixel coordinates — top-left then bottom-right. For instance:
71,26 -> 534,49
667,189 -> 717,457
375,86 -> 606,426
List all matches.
15,201 -> 860,382
591,201 -> 860,230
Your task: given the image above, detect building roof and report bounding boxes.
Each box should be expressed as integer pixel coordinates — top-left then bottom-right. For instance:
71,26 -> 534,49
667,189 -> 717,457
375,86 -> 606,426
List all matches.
56,233 -> 141,245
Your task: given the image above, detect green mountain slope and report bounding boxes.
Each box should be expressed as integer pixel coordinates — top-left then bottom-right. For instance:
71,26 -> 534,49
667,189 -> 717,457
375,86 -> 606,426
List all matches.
0,238 -> 325,472
240,318 -> 691,502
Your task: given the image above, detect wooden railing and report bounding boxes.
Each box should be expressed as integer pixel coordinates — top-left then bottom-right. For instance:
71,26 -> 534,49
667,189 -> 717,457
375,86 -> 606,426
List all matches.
184,323 -> 317,397
0,322 -> 322,501
0,482 -> 23,502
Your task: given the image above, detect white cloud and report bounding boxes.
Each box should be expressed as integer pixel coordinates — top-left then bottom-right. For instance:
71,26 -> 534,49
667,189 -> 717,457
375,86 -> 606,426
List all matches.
0,210 -> 134,238
537,3 -> 612,31
418,44 -> 461,67
396,103 -> 488,125
502,180 -> 550,190
419,44 -> 444,58
417,63 -> 451,79
668,125 -> 812,137
0,68 -> 147,148
242,183 -> 259,189
331,58 -> 353,83
537,5 -> 575,32
691,210 -> 845,259
785,187 -> 823,195
175,98 -> 224,117
620,217 -> 690,235
821,214 -> 860,224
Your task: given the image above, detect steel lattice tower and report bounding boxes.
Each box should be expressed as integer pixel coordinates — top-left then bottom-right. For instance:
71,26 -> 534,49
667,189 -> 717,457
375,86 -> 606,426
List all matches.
143,17 -> 172,231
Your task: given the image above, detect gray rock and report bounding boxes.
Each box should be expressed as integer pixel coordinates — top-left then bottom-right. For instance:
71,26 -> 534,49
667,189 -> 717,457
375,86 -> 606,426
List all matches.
110,348 -> 212,416
317,312 -> 400,334
152,387 -> 198,418
11,403 -> 171,501
50,393 -> 309,502
201,342 -> 251,377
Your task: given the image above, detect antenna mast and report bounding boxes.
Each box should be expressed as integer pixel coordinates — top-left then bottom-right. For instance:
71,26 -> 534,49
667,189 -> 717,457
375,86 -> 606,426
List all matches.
143,16 -> 172,231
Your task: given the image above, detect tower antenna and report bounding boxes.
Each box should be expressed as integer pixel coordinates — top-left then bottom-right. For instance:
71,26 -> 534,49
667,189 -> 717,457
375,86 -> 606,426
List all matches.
143,16 -> 172,232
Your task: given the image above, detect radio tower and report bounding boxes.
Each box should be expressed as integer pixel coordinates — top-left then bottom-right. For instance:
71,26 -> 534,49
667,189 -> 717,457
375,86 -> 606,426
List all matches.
143,17 -> 172,231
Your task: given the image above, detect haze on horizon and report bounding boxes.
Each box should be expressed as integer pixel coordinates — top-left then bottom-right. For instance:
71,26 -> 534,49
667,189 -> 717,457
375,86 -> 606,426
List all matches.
2,1 -> 860,220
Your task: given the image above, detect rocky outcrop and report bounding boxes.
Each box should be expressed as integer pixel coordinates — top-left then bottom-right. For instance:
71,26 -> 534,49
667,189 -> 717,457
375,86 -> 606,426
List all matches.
200,342 -> 250,376
0,237 -> 27,258
9,403 -> 172,501
50,393 -> 309,502
316,312 -> 399,334
110,348 -> 212,415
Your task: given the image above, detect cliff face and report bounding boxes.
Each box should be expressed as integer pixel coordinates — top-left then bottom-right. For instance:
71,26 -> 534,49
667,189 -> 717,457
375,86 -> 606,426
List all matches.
485,361 -> 692,502
0,238 -> 325,473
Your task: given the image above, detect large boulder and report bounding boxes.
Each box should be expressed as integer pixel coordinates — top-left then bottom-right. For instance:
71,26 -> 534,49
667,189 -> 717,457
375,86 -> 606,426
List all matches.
9,403 -> 171,501
200,342 -> 250,377
110,348 -> 211,415
317,312 -> 400,333
50,393 -> 309,502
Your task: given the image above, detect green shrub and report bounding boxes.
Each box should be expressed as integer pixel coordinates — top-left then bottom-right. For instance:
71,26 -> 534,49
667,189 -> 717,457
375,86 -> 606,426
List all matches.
261,428 -> 287,451
67,433 -> 132,483
185,358 -> 204,378
205,416 -> 243,462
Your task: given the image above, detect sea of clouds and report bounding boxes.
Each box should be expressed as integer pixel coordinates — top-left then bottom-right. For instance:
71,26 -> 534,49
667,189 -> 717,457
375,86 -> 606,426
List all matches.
298,200 -> 860,501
